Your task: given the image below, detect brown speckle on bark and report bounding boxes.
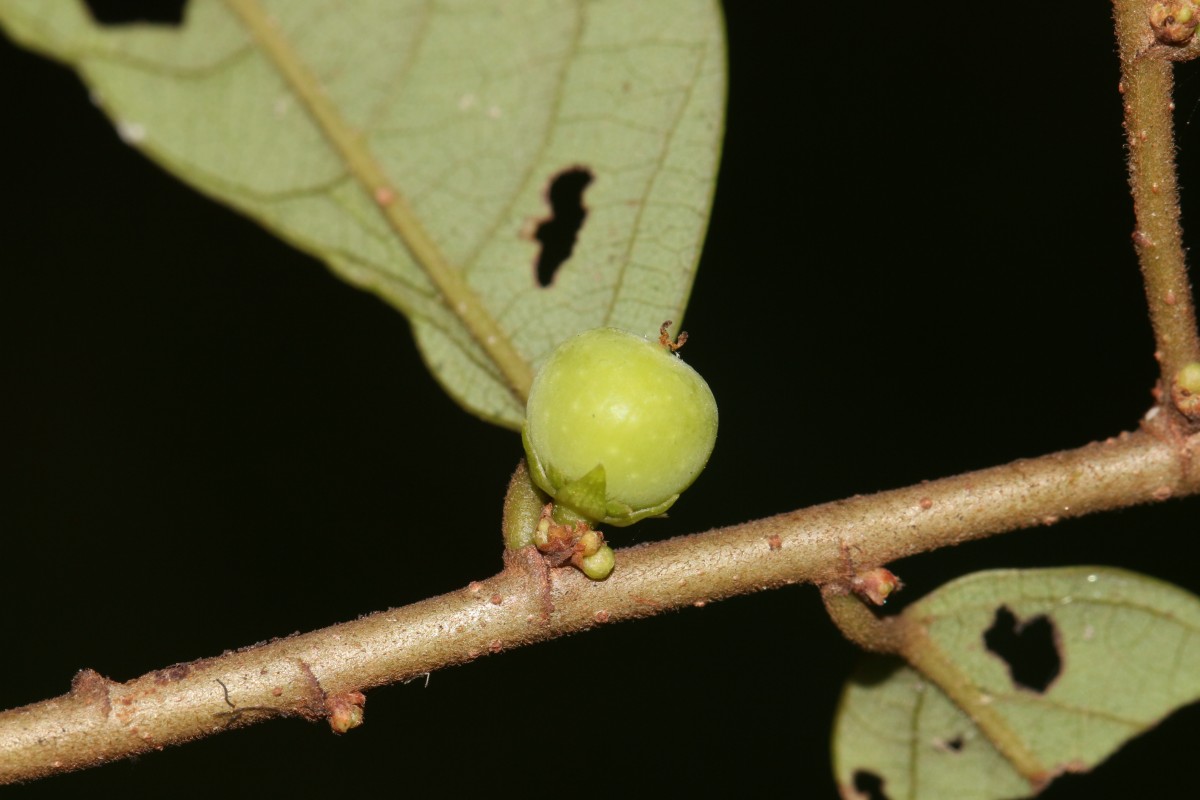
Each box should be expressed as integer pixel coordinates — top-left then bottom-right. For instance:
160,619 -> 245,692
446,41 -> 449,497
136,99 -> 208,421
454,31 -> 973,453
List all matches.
70,669 -> 114,719
294,660 -> 327,721
151,663 -> 193,684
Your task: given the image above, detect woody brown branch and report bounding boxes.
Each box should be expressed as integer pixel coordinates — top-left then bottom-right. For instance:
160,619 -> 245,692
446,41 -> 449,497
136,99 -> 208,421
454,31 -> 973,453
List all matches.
3,424 -> 1196,784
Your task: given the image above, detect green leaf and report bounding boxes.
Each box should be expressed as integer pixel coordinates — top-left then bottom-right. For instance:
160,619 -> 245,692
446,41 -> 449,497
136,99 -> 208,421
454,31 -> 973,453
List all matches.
0,0 -> 726,428
832,567 -> 1200,799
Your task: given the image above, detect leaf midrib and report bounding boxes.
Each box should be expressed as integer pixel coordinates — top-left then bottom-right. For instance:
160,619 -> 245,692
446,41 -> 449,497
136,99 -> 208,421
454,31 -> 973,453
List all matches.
223,0 -> 534,404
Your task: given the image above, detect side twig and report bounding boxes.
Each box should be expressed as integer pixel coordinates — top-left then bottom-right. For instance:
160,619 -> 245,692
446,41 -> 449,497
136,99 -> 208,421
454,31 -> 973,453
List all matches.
1114,0 -> 1200,420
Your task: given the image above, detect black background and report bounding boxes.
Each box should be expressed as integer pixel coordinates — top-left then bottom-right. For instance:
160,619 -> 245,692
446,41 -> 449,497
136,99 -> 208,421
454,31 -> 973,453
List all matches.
3,3 -> 1199,797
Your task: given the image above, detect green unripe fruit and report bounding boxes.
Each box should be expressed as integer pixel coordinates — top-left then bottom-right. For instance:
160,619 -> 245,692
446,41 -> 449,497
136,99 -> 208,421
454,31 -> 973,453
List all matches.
522,327 -> 718,526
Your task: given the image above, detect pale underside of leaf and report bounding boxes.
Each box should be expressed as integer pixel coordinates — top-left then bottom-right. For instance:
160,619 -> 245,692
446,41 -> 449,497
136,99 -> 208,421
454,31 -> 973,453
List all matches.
0,0 -> 726,428
832,567 -> 1200,800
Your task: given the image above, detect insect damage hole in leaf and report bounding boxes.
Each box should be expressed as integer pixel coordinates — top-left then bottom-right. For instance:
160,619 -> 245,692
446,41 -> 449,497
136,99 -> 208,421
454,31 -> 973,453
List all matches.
83,0 -> 186,26
982,606 -> 1062,692
851,769 -> 890,800
533,167 -> 594,287
934,734 -> 965,753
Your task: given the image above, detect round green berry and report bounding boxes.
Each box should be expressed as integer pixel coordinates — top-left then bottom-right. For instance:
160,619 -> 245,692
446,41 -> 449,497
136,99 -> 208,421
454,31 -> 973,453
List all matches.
522,326 -> 718,526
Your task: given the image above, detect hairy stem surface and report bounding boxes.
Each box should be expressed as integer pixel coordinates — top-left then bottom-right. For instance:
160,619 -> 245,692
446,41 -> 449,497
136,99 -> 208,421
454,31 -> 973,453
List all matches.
2,425 -> 1196,783
1114,0 -> 1200,409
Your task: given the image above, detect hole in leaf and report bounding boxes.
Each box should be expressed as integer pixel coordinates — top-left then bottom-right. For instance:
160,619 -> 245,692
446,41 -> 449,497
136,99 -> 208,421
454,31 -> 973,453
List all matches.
983,606 -> 1061,692
83,0 -> 186,26
534,167 -> 593,287
851,770 -> 890,800
934,734 -> 965,753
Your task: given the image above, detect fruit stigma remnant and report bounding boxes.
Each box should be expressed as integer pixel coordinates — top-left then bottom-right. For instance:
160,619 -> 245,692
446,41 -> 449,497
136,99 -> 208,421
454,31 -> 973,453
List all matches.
522,326 -> 718,527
